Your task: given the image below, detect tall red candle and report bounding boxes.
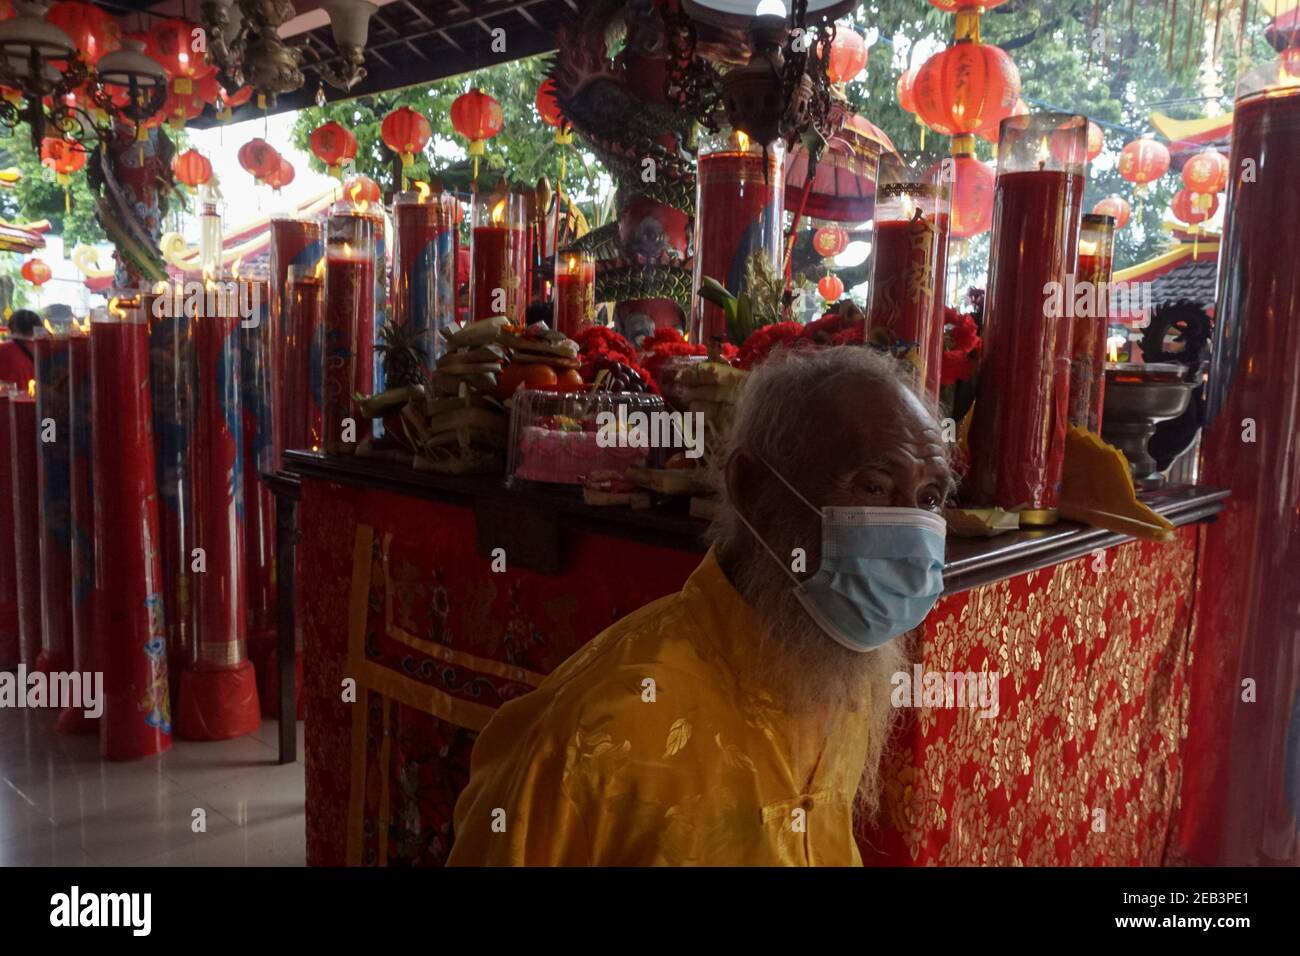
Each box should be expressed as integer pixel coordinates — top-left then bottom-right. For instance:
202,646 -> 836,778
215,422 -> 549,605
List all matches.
176,291 -> 260,740
59,329 -> 97,733
0,388 -> 19,668
553,252 -> 595,338
868,153 -> 951,404
393,190 -> 459,367
8,387 -> 39,668
33,330 -> 73,673
269,218 -> 324,466
691,130 -> 784,343
240,277 -> 276,645
470,188 -> 527,322
322,206 -> 378,454
284,265 -> 324,451
1179,73 -> 1300,865
1068,214 -> 1116,434
966,113 -> 1087,524
90,308 -> 171,759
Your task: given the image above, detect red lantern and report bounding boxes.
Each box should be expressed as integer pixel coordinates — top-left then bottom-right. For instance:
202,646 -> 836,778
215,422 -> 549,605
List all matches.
380,106 -> 432,168
145,17 -> 212,99
264,157 -> 295,190
46,1 -> 121,66
21,259 -> 51,286
913,41 -> 1021,143
896,66 -> 918,114
1086,121 -> 1104,162
310,121 -> 358,177
1118,137 -> 1170,191
938,153 -> 996,240
1092,195 -> 1131,229
163,87 -> 205,128
1171,188 -> 1218,225
238,138 -> 280,181
196,72 -> 221,105
978,97 -> 1027,144
222,85 -> 253,108
536,78 -> 563,127
450,88 -> 504,156
818,274 -> 845,302
927,0 -> 1009,9
812,225 -> 849,259
824,25 -> 868,84
39,136 -> 85,177
1182,148 -> 1229,195
172,148 -> 213,189
343,174 -> 381,206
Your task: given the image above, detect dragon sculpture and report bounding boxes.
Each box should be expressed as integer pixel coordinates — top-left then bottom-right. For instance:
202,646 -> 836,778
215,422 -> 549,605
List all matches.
548,0 -> 701,340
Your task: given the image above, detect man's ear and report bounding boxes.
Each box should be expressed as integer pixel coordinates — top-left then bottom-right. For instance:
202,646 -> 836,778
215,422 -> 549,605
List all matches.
725,448 -> 757,517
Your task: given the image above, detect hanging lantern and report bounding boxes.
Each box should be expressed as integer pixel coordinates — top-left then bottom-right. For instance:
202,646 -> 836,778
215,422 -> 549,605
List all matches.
215,84 -> 252,122
896,66 -> 917,113
1181,147 -> 1229,210
926,0 -> 1009,9
823,24 -> 868,84
1086,121 -> 1104,162
977,97 -> 1028,144
812,225 -> 849,259
817,273 -> 845,302
310,120 -> 358,178
380,105 -> 432,172
1171,188 -> 1218,225
172,148 -> 213,190
913,41 -> 1021,154
145,17 -> 212,96
21,259 -> 51,286
264,157 -> 295,190
40,135 -> 85,179
196,72 -> 221,105
945,153 -> 995,240
163,86 -> 205,129
238,138 -> 281,182
451,88 -> 504,178
536,78 -> 564,128
342,174 -> 381,206
46,1 -> 121,66
1118,137 -> 1170,195
1093,195 -> 1132,229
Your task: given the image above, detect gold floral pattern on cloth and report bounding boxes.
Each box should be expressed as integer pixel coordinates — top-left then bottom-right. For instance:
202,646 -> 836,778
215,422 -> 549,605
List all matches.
862,528 -> 1199,866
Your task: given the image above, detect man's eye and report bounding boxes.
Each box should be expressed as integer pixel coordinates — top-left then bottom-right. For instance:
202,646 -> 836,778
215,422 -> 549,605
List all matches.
921,490 -> 944,512
864,482 -> 887,496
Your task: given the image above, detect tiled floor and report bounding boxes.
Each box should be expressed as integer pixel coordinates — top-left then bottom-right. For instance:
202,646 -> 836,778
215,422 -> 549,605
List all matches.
0,707 -> 305,866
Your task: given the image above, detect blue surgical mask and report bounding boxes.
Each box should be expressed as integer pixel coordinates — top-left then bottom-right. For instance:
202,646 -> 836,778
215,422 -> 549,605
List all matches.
734,457 -> 947,652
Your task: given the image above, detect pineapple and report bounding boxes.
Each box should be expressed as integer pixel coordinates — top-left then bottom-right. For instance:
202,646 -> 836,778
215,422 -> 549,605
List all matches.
376,319 -> 430,390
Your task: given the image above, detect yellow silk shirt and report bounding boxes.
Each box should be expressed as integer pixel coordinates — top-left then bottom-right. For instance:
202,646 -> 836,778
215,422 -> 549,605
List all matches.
447,548 -> 873,866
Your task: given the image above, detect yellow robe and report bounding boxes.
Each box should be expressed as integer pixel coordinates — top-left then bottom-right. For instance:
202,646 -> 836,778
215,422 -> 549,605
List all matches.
447,548 -> 872,866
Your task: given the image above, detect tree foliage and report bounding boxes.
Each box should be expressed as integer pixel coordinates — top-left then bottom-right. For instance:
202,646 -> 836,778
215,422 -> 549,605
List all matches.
0,132 -> 102,245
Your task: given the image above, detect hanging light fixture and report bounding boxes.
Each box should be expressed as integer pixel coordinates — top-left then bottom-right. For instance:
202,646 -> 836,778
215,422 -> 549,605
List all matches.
0,0 -> 86,148
199,0 -> 304,108
319,0 -> 376,91
95,37 -> 169,131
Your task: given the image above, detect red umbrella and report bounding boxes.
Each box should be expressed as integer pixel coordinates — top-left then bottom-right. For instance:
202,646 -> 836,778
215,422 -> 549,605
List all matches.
783,110 -> 895,223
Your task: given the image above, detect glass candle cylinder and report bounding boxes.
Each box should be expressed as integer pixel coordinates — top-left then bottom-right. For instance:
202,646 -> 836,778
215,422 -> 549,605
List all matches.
269,217 -> 324,465
1068,214 -> 1116,434
1185,55 -> 1300,864
0,387 -> 17,669
965,112 -> 1088,525
470,188 -> 527,323
866,151 -> 952,401
61,326 -> 96,733
283,262 -> 325,452
553,250 -> 595,338
392,189 -> 460,369
239,275 -> 276,644
33,327 -> 73,673
322,205 -> 379,454
691,128 -> 785,344
91,303 -> 172,758
4,385 -> 40,670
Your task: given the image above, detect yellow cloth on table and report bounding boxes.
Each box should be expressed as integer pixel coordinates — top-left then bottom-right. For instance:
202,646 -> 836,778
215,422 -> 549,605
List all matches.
447,547 -> 872,866
1058,426 -> 1176,542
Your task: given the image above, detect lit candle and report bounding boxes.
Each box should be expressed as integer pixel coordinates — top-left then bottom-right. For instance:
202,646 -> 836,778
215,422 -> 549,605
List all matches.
269,217 -> 324,467
1068,215 -> 1116,434
33,325 -> 73,674
966,112 -> 1088,525
471,187 -> 527,322
393,186 -> 460,367
60,324 -> 97,733
284,263 -> 324,452
322,206 -> 379,454
240,276 -> 276,644
553,251 -> 596,337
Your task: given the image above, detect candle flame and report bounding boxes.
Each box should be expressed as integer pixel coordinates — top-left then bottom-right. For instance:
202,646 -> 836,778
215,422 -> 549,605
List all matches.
1079,239 -> 1098,257
26,378 -> 35,397
108,296 -> 129,320
491,199 -> 507,225
341,241 -> 353,258
231,258 -> 242,280
1037,136 -> 1051,167
415,180 -> 431,202
1107,338 -> 1121,363
315,257 -> 326,279
733,129 -> 750,152
566,254 -> 577,270
42,319 -> 57,335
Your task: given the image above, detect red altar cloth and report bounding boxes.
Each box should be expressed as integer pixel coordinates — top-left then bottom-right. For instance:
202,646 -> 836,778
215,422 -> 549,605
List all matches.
298,479 -> 1200,866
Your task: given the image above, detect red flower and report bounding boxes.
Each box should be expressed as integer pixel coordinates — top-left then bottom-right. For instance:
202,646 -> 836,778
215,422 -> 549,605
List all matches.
738,322 -> 806,370
830,324 -> 866,346
575,326 -> 636,361
940,348 -> 975,386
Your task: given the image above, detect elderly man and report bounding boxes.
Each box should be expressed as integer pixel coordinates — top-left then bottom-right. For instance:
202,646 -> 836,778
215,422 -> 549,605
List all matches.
449,346 -> 953,866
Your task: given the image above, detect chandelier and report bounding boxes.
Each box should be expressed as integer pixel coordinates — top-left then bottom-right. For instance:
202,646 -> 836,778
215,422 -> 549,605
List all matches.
200,0 -> 305,108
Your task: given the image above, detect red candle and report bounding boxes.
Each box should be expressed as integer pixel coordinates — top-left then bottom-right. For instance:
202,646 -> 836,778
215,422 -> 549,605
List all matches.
692,131 -> 784,343
966,114 -> 1087,523
553,252 -> 595,338
90,309 -> 171,759
7,387 -> 39,669
284,266 -> 324,452
0,388 -> 19,668
59,329 -> 97,733
393,190 -> 459,366
33,331 -> 73,674
176,297 -> 260,740
269,218 -> 324,466
1068,214 -> 1116,434
928,212 -> 951,400
323,208 -> 378,454
240,278 -> 276,644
